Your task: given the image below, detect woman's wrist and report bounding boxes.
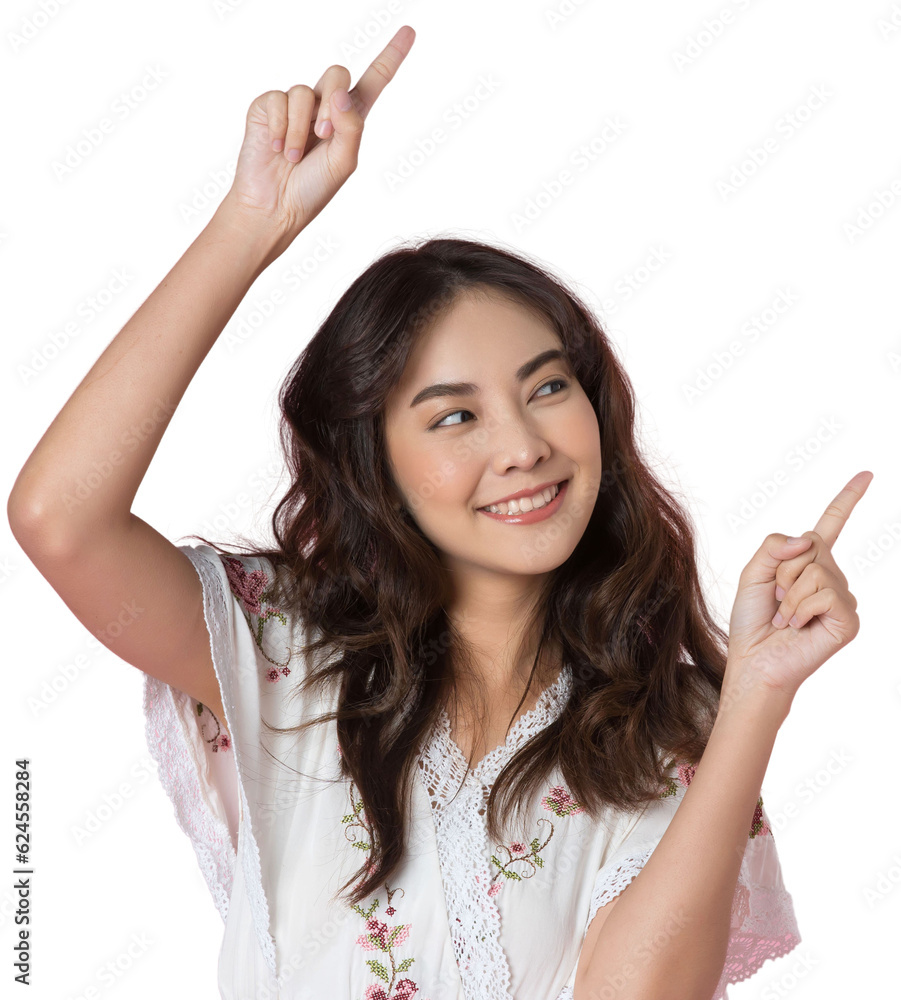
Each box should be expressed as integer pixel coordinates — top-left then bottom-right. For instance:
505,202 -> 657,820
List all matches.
208,195 -> 296,274
718,656 -> 794,731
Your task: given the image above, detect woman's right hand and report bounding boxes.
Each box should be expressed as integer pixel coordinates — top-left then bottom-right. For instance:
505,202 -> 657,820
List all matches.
220,24 -> 415,244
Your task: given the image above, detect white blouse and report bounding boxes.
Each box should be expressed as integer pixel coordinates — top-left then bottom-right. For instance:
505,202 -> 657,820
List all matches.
142,542 -> 802,999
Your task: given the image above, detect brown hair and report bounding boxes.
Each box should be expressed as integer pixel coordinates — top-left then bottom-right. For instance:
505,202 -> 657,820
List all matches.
190,234 -> 728,906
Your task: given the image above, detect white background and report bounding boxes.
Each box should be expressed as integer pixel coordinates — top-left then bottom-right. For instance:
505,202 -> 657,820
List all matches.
3,1 -> 900,997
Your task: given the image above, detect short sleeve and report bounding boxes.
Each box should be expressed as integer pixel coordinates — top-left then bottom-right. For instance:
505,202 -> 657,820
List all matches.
141,541 -> 292,947
585,761 -> 802,999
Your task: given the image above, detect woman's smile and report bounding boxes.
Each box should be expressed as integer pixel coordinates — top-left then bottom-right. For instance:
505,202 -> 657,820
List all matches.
476,478 -> 570,523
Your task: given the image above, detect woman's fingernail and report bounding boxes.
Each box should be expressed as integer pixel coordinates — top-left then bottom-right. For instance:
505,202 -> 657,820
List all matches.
334,88 -> 352,111
786,536 -> 806,544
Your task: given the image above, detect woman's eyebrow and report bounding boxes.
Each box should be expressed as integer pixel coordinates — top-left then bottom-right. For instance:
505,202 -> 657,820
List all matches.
409,348 -> 567,408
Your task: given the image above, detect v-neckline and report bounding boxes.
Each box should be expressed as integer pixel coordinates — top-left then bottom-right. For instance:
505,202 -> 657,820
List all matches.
435,663 -> 572,784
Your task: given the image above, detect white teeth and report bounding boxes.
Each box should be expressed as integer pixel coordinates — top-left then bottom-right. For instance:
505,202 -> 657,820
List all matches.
481,481 -> 562,515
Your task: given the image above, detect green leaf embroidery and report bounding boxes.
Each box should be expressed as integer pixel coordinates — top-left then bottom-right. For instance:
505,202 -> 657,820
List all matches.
366,959 -> 389,982
341,776 -> 424,998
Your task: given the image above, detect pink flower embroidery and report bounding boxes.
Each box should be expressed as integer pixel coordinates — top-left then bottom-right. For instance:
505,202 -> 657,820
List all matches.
749,797 -> 771,838
542,784 -> 585,817
341,780 -> 430,999
658,757 -> 771,838
221,554 -> 292,672
357,917 -> 411,952
195,701 -> 231,753
223,556 -> 274,617
489,818 -> 553,890
488,783 -> 585,897
678,762 -> 697,787
364,982 -> 419,1000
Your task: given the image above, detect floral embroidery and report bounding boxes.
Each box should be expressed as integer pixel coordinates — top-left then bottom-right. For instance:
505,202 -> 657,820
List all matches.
342,782 -> 373,853
749,797 -> 771,838
488,818 -> 553,891
488,782 -> 585,895
658,758 -> 771,839
353,886 -> 423,1000
222,555 -> 292,673
194,701 -> 231,752
337,752 -> 430,1000
657,761 -> 697,798
542,784 -> 586,817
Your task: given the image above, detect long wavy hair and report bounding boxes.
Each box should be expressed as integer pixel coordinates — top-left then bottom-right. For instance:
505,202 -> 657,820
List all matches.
191,235 -> 729,907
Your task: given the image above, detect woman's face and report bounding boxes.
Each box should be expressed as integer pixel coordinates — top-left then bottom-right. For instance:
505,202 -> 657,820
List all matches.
383,289 -> 602,584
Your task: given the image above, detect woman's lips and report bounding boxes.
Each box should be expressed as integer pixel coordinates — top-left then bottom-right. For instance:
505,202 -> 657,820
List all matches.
477,479 -> 569,523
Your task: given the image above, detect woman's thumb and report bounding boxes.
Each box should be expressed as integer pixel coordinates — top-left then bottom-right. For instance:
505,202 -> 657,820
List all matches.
328,87 -> 363,162
331,87 -> 353,114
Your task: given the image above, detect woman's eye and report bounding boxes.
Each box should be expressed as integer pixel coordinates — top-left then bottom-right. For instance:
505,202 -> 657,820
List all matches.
430,378 -> 570,429
431,410 -> 471,429
536,378 -> 568,397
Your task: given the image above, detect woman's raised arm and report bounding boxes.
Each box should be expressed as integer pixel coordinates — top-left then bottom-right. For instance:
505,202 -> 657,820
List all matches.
7,26 -> 416,719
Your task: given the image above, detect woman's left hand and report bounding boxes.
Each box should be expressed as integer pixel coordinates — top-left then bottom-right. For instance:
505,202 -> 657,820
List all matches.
725,470 -> 873,705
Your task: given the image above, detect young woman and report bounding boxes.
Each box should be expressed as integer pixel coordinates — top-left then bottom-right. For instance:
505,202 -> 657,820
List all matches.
8,23 -> 870,1000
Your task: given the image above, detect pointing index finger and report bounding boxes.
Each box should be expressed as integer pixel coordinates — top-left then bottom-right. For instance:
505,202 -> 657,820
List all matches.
350,24 -> 416,121
811,470 -> 874,548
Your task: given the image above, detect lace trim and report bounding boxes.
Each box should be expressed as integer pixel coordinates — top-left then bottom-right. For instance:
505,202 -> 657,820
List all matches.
181,544 -> 278,978
583,837 -> 802,999
586,843 -> 657,928
142,672 -> 236,921
441,663 -> 573,787
711,873 -> 801,999
418,663 -> 574,1000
